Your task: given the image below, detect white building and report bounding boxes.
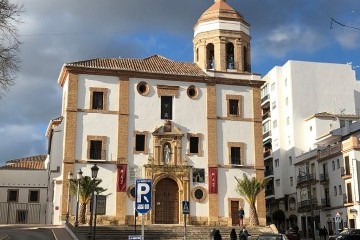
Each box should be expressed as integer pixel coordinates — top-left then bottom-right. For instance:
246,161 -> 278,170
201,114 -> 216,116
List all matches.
49,0 -> 266,226
0,155 -> 48,224
261,60 -> 360,237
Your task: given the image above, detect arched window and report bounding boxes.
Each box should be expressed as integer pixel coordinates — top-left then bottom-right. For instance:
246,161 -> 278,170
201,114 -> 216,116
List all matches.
243,46 -> 251,72
196,48 -> 199,62
206,43 -> 215,69
226,42 -> 234,69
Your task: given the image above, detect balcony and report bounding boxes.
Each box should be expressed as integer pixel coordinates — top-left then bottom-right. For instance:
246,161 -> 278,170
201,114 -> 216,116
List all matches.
262,111 -> 271,121
319,173 -> 329,184
318,143 -> 342,160
89,150 -> 107,161
263,149 -> 272,159
343,194 -> 353,204
341,167 -> 351,179
265,169 -> 274,177
296,173 -> 315,187
265,188 -> 274,196
297,198 -> 318,213
321,198 -> 331,208
263,130 -> 272,140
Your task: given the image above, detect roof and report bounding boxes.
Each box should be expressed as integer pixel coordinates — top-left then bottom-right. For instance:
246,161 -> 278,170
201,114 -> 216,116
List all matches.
195,0 -> 248,27
64,55 -> 206,77
1,155 -> 47,170
305,112 -> 360,121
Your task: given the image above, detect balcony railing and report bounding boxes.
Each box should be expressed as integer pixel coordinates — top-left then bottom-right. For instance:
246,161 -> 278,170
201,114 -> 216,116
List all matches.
298,198 -> 318,208
263,130 -> 271,139
265,169 -> 274,177
321,198 -> 331,208
261,94 -> 269,104
263,149 -> 272,159
265,189 -> 274,196
89,150 -> 106,160
297,173 -> 315,184
320,173 -> 329,183
341,167 -> 351,177
262,111 -> 271,121
343,194 -> 353,204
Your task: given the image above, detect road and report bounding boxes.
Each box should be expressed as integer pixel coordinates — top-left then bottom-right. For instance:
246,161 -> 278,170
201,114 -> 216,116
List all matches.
0,228 -> 54,240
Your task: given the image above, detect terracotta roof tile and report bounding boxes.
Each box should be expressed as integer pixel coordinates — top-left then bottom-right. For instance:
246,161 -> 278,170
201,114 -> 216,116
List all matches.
1,155 -> 47,170
65,55 -> 206,77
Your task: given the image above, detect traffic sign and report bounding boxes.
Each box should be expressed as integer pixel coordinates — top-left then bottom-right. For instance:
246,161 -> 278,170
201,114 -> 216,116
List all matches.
335,212 -> 341,223
136,179 -> 152,214
128,236 -> 141,240
182,201 -> 190,214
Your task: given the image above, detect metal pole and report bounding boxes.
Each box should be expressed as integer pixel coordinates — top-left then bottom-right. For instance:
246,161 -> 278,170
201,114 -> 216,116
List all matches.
307,173 -> 315,240
134,208 -> 137,235
87,178 -> 96,240
66,181 -> 71,224
141,214 -> 145,240
184,214 -> 187,240
75,179 -> 80,228
93,194 -> 97,240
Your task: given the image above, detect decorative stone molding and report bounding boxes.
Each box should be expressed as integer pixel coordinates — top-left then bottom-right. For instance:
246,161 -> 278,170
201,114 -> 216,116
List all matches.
87,135 -> 107,160
226,94 -> 243,120
157,85 -> 180,98
137,81 -> 150,96
89,87 -> 108,111
191,186 -> 207,203
227,142 -> 245,165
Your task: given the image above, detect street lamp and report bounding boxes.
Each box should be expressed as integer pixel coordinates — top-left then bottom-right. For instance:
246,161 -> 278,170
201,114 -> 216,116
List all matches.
74,168 -> 83,228
298,170 -> 315,240
88,164 -> 99,240
66,171 -> 73,224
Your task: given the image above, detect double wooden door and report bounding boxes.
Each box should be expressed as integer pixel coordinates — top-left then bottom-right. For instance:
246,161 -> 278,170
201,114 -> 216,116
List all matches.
231,201 -> 240,225
155,178 -> 179,224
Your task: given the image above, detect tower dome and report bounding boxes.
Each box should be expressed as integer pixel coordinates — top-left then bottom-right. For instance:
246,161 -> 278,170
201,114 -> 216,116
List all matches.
193,0 -> 251,72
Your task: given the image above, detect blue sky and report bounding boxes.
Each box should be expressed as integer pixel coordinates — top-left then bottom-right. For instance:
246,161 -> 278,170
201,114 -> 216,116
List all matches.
0,0 -> 359,164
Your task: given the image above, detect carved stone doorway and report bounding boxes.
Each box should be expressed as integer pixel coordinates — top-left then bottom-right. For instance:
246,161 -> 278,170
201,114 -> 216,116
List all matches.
154,178 -> 179,224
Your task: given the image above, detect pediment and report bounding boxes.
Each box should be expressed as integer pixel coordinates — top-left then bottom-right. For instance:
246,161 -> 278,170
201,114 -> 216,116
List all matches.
152,121 -> 184,137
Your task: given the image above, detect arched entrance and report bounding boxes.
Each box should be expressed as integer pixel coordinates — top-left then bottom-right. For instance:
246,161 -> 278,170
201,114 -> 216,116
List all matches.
155,178 -> 179,224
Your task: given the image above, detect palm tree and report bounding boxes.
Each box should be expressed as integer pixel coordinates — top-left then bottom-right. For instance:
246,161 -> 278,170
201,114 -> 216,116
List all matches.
69,176 -> 106,224
235,174 -> 268,226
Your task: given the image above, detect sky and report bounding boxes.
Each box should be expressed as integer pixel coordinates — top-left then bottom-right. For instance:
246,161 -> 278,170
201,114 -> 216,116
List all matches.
0,0 -> 359,164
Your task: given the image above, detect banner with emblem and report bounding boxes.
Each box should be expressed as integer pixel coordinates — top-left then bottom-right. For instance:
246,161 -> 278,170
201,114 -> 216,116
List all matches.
208,167 -> 218,193
117,164 -> 127,192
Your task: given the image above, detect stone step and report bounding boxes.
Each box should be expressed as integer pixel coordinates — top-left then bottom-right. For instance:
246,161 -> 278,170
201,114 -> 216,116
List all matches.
73,225 -> 275,240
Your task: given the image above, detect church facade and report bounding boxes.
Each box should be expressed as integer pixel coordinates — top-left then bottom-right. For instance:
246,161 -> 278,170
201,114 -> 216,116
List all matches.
49,0 -> 265,226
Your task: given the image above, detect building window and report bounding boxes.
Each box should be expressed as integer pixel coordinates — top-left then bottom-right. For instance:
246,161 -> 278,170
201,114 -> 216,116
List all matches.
334,186 -> 337,196
290,177 -> 293,186
228,142 -> 245,165
187,85 -> 199,99
332,161 -> 335,170
192,168 -> 205,183
191,186 -> 207,203
206,43 -> 215,69
271,83 -> 275,91
226,95 -> 242,118
133,131 -> 148,154
28,190 -> 40,203
336,159 -> 340,169
90,87 -> 108,110
276,179 -> 280,187
187,133 -> 202,156
289,156 -> 292,165
272,101 -> 276,110
285,97 -> 288,106
87,136 -> 107,160
339,185 -> 342,195
8,189 -> 18,202
226,42 -> 235,69
161,96 -> 173,119
273,120 -> 277,128
137,82 -> 150,96
275,159 -> 279,167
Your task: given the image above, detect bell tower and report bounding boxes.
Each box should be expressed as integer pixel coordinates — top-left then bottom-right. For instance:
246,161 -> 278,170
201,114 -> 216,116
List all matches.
193,0 -> 251,72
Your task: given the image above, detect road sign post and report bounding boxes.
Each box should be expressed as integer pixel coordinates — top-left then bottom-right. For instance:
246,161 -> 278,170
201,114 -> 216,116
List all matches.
182,201 -> 190,240
335,212 -> 341,235
136,179 -> 152,240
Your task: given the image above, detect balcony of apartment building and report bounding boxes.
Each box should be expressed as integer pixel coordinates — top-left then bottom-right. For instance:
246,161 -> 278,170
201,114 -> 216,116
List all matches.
261,92 -> 270,108
265,188 -> 275,197
318,143 -> 342,160
341,166 -> 352,179
263,130 -> 272,142
264,167 -> 274,179
265,180 -> 275,200
263,148 -> 272,160
343,193 -> 354,205
297,198 -> 319,213
319,172 -> 329,185
262,110 -> 271,122
296,173 -> 316,188
321,198 -> 331,209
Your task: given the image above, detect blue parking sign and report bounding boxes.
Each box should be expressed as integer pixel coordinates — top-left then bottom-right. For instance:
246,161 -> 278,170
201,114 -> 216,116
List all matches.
135,179 -> 152,214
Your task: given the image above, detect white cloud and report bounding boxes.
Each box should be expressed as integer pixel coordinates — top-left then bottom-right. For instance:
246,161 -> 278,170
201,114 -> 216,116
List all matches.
334,30 -> 360,49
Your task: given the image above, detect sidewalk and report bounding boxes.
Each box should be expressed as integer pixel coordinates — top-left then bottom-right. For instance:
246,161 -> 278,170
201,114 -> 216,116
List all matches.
50,226 -> 75,240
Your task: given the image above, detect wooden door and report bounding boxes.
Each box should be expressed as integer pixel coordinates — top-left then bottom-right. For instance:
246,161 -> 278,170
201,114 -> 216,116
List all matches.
155,178 -> 179,224
231,201 -> 239,225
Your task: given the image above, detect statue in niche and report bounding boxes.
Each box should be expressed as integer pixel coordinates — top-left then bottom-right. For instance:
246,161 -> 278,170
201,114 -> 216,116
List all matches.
163,143 -> 171,163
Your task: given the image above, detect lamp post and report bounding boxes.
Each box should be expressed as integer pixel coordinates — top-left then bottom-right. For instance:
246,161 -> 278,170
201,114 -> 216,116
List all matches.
66,171 -> 73,224
87,164 -> 99,240
299,170 -> 315,240
74,168 -> 83,228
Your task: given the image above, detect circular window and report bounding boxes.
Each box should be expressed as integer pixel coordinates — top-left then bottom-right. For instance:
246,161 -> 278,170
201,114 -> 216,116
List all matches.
191,186 -> 207,203
137,82 -> 149,96
127,185 -> 136,201
187,85 -> 198,99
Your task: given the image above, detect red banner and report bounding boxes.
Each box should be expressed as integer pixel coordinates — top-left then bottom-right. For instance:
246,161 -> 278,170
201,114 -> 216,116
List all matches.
117,164 -> 127,192
208,167 -> 218,193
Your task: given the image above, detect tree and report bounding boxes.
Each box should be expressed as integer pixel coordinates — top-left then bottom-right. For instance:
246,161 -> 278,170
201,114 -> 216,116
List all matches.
235,174 -> 268,226
0,0 -> 24,97
272,209 -> 286,229
69,176 -> 106,224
